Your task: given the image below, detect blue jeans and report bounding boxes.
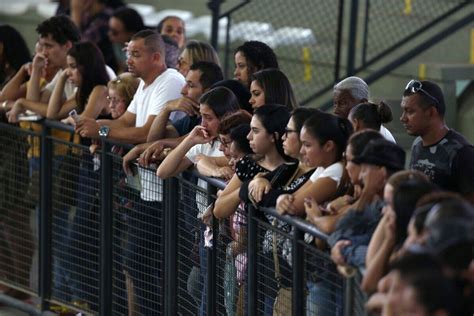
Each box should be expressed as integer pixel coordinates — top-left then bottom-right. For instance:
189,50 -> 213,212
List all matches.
306,280 -> 343,316
123,197 -> 163,315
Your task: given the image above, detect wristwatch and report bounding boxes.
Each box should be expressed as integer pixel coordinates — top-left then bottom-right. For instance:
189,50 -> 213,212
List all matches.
98,125 -> 110,138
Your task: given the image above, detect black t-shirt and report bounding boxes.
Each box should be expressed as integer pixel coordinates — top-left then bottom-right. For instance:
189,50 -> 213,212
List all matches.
409,130 -> 474,194
171,115 -> 201,137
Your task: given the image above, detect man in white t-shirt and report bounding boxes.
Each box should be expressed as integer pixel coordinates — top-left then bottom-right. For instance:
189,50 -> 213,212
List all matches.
76,29 -> 184,315
76,29 -> 184,143
333,76 -> 396,143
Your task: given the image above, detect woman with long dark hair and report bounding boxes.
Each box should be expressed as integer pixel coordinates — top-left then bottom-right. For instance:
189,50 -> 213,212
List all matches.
46,41 -> 109,121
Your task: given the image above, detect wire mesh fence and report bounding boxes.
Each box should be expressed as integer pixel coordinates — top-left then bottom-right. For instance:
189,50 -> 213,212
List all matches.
0,120 -> 369,315
0,122 -> 36,297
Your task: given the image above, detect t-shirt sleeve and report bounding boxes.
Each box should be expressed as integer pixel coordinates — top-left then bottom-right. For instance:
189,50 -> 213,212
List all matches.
127,97 -> 137,114
310,162 -> 343,185
453,145 -> 474,194
148,75 -> 185,117
185,144 -> 202,165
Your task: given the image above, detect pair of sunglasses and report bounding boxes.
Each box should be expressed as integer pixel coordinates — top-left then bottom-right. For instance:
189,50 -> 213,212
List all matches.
405,79 -> 440,105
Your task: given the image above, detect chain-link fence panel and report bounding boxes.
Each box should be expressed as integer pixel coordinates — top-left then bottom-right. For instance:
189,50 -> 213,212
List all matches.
222,0 -> 342,105
0,122 -> 36,299
112,161 -> 165,315
49,137 -> 100,314
361,0 -> 470,67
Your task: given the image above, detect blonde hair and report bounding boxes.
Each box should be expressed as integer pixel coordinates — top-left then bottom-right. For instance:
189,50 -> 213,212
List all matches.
107,72 -> 140,106
183,40 -> 220,66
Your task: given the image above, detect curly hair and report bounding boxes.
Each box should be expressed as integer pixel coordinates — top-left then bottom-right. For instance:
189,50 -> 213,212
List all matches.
36,15 -> 80,45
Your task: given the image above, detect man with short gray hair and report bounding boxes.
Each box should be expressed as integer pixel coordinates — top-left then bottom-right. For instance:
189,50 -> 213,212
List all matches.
333,76 -> 395,142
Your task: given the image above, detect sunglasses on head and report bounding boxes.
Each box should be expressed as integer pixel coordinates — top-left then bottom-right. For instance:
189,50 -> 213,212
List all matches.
405,80 -> 440,105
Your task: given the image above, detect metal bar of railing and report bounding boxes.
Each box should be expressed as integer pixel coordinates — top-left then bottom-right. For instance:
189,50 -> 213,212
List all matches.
99,141 -> 113,316
206,185 -> 218,316
292,226 -> 305,315
39,124 -> 52,311
164,177 -> 179,315
247,204 -> 258,316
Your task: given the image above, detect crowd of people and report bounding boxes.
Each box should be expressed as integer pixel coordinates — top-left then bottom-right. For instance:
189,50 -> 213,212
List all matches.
0,1 -> 473,315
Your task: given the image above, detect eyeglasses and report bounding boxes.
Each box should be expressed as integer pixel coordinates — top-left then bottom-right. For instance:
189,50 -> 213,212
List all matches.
283,128 -> 298,137
405,80 -> 439,105
106,95 -> 125,105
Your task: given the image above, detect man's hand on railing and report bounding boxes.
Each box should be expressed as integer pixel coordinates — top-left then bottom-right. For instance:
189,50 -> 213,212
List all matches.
123,145 -> 143,176
75,117 -> 100,138
139,141 -> 166,167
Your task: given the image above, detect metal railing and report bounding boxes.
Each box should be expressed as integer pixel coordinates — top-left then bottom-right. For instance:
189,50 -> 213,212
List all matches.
0,119 -> 366,315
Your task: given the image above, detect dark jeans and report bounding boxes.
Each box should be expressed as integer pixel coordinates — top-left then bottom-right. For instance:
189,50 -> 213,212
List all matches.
123,197 -> 163,315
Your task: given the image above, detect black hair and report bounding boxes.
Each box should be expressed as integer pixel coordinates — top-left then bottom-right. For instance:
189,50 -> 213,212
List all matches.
408,272 -> 461,316
112,7 -> 145,34
218,109 -> 252,135
68,42 -> 108,112
157,16 -> 185,33
412,204 -> 432,235
210,79 -> 252,114
347,130 -> 384,157
303,112 -> 353,161
190,61 -> 224,91
230,123 -> 252,155
131,30 -> 165,56
36,15 -> 81,45
0,25 -> 31,82
251,68 -> 298,110
392,179 -> 438,247
253,104 -> 292,161
235,41 -> 279,86
403,80 -> 446,117
291,108 -> 321,133
389,252 -> 442,276
199,86 -> 240,119
349,101 -> 393,130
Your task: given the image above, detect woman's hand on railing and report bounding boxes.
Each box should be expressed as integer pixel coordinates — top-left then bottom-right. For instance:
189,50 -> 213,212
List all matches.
139,141 -> 167,167
304,197 -> 324,222
6,99 -> 25,123
276,194 -> 295,215
330,239 -> 351,266
248,177 -> 271,203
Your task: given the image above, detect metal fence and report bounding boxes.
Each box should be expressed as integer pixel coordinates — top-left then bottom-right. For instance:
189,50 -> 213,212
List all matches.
214,0 -> 473,108
0,120 -> 367,315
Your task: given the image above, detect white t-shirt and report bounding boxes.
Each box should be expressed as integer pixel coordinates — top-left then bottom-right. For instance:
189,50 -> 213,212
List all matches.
127,68 -> 185,127
44,69 -> 76,99
380,125 -> 396,143
186,140 -> 224,216
44,66 -> 116,100
310,161 -> 344,186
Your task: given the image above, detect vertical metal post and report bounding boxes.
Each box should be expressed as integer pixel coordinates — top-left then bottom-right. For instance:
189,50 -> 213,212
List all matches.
208,0 -> 224,50
344,277 -> 354,316
164,177 -> 179,315
347,0 -> 359,76
247,205 -> 257,316
292,227 -> 305,315
206,185 -> 217,316
223,15 -> 232,78
99,141 -> 113,316
361,0 -> 371,66
334,0 -> 345,82
39,124 -> 53,311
